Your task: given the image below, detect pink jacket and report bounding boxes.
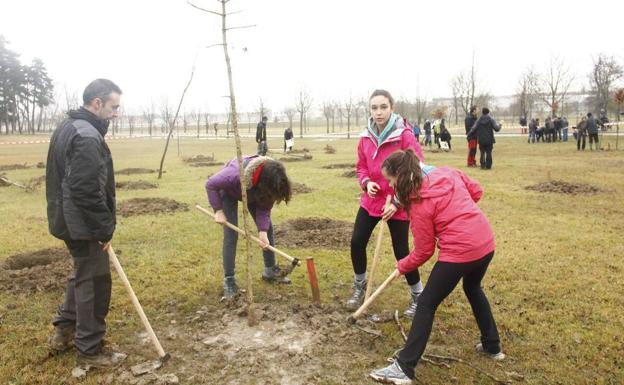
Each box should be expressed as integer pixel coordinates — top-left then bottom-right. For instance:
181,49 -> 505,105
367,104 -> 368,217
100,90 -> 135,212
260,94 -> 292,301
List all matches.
397,167 -> 495,274
356,119 -> 424,220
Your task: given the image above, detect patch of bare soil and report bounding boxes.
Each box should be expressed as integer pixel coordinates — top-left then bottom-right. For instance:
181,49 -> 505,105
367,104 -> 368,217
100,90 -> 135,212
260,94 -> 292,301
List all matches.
27,175 -> 46,190
291,182 -> 313,194
0,248 -> 71,294
117,198 -> 189,217
279,153 -> 313,162
322,163 -> 355,170
289,148 -> 310,154
0,174 -> 10,187
526,180 -> 602,195
324,144 -> 336,154
36,162 -> 46,169
183,154 -> 215,163
189,161 -> 223,168
274,218 -> 352,249
116,180 -> 158,190
116,301 -> 385,385
340,170 -> 357,178
116,168 -> 158,175
0,163 -> 30,171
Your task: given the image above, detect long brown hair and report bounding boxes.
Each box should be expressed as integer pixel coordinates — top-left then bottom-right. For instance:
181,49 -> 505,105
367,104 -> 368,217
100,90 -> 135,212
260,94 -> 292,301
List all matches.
382,150 -> 423,213
254,160 -> 292,205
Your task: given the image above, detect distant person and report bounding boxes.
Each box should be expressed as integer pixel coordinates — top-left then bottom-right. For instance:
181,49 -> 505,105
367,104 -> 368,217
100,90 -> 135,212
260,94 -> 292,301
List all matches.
599,109 -> 609,130
586,112 -> 599,150
439,125 -> 452,150
562,117 -> 569,142
528,118 -> 538,144
369,149 -> 504,384
576,116 -> 587,151
412,121 -> 421,142
519,115 -> 528,134
465,106 -> 478,166
433,119 -> 440,148
46,79 -> 125,368
544,117 -> 553,143
205,156 -> 293,298
348,89 -> 425,319
554,116 -> 562,142
536,119 -> 544,142
423,120 -> 432,147
256,116 -> 268,156
283,126 -> 294,152
468,107 -> 502,170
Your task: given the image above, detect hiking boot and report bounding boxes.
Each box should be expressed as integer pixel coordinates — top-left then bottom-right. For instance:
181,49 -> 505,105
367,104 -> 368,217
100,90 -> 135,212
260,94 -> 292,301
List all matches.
403,291 -> 421,319
369,360 -> 413,385
262,265 -> 291,284
475,342 -> 506,361
345,279 -> 367,311
223,276 -> 239,299
48,324 -> 75,352
76,347 -> 126,368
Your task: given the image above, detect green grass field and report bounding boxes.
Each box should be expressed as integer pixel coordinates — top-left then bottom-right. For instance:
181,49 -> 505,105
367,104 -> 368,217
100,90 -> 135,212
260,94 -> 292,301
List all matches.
1,134 -> 623,385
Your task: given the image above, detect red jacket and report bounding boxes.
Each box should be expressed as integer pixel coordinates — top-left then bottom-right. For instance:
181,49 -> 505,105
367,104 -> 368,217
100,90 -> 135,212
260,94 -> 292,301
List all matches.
397,167 -> 495,274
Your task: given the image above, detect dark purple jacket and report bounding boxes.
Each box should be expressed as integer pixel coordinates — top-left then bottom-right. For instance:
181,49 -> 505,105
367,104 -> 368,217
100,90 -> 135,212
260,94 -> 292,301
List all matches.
205,156 -> 273,231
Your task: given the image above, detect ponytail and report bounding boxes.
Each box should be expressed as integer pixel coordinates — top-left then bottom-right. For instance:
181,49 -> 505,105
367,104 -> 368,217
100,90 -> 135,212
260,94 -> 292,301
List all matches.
382,150 -> 423,213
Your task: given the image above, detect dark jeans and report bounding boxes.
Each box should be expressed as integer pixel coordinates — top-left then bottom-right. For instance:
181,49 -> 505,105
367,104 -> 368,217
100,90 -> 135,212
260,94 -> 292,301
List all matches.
577,135 -> 586,150
397,251 -> 500,379
53,240 -> 112,355
350,207 -> 420,285
222,192 -> 275,278
479,143 -> 493,169
257,141 -> 268,156
588,133 -> 599,148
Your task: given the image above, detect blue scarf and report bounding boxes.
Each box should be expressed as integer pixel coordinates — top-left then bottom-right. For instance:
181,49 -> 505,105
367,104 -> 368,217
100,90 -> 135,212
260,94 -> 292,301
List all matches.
368,112 -> 399,146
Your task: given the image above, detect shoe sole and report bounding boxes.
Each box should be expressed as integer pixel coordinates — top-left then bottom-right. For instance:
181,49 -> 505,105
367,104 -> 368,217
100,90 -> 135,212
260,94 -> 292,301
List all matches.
369,373 -> 412,385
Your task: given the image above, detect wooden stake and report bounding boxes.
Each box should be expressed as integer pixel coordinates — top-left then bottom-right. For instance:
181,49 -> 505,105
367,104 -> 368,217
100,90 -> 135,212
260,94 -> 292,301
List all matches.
306,257 -> 320,305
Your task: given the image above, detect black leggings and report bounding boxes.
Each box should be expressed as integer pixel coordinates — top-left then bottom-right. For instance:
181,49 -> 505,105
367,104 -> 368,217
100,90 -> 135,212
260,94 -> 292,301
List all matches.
397,251 -> 500,378
350,207 -> 420,285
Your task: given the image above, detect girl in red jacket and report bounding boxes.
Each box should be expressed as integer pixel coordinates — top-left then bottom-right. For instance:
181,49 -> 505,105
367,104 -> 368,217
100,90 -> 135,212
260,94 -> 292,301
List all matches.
346,89 -> 425,318
369,149 -> 504,385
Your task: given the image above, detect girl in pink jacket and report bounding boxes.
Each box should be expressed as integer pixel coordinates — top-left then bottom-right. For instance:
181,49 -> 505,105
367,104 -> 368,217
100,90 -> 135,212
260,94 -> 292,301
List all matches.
346,89 -> 425,319
369,149 -> 504,385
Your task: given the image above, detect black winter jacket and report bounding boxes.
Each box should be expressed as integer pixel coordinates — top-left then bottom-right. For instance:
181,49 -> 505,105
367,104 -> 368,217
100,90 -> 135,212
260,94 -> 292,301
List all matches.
256,121 -> 267,142
465,114 -> 477,140
46,108 -> 116,242
469,114 -> 501,145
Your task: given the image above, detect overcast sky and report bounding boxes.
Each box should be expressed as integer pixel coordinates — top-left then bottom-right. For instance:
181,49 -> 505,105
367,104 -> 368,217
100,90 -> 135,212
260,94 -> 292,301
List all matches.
3,0 -> 623,115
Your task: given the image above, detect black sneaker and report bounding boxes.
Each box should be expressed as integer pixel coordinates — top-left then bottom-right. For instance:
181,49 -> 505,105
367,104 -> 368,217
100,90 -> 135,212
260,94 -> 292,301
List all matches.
48,324 -> 75,352
223,276 -> 239,299
345,279 -> 367,310
262,265 -> 291,284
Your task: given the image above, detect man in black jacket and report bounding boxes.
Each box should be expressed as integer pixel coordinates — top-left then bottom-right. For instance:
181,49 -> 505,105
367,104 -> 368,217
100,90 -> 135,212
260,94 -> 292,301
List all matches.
46,79 -> 123,368
256,116 -> 268,155
465,106 -> 478,167
468,107 -> 502,170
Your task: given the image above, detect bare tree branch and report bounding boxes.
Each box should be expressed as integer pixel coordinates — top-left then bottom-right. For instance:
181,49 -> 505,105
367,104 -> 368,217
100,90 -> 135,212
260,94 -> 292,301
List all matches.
226,24 -> 256,31
187,1 -> 223,16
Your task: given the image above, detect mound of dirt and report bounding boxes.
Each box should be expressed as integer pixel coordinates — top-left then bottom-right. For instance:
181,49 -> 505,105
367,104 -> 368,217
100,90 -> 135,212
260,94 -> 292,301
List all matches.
291,182 -> 313,194
183,154 -> 215,163
28,175 -> 46,190
289,148 -> 310,154
116,168 -> 158,175
0,174 -> 10,187
36,162 -> 46,169
0,248 -> 71,294
274,218 -> 352,249
117,197 -> 189,217
322,163 -> 355,169
341,170 -> 357,178
280,154 -> 313,163
0,163 -> 30,171
526,180 -> 602,195
189,161 -> 223,167
324,144 -> 336,154
116,180 -> 158,190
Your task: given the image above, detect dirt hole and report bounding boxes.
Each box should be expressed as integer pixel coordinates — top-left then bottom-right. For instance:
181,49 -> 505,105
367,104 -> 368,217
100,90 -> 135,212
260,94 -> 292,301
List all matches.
291,182 -> 313,194
183,154 -> 215,163
116,168 -> 158,175
279,154 -> 313,162
322,163 -> 355,169
0,163 -> 30,171
0,248 -> 71,294
189,161 -> 223,167
117,197 -> 189,217
274,218 -> 352,249
340,170 -> 357,178
324,144 -> 336,154
116,180 -> 158,190
288,148 -> 310,154
525,180 -> 602,195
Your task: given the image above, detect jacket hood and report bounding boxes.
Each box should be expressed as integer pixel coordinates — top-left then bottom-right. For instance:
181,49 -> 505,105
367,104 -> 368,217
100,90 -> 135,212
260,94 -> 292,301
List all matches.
243,155 -> 272,188
360,115 -> 407,139
416,167 -> 456,199
68,107 -> 110,136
